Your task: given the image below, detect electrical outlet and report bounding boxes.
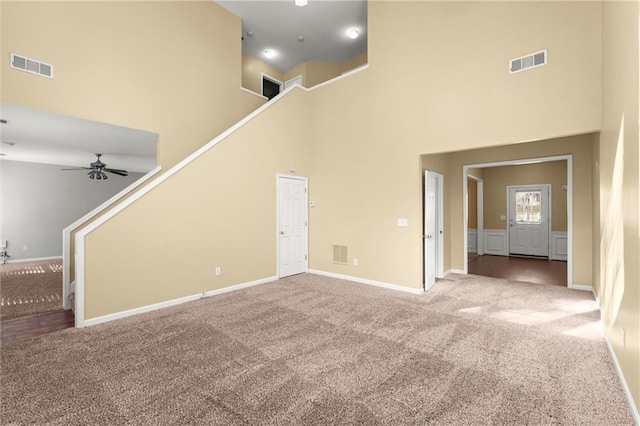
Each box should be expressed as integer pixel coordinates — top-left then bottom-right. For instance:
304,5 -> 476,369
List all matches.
353,258 -> 358,266
22,245 -> 29,251
215,267 -> 221,276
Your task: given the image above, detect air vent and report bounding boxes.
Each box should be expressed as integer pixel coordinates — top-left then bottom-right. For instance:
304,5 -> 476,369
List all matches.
332,245 -> 348,264
10,53 -> 54,78
509,49 -> 547,74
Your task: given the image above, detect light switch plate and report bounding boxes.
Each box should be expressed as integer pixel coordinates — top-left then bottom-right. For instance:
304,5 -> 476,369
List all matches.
397,218 -> 408,227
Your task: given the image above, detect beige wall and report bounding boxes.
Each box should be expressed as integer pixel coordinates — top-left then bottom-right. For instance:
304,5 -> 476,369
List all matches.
308,1 -> 600,289
84,89 -> 310,318
281,52 -> 368,88
1,1 -> 265,170
242,53 -> 284,95
467,179 -> 477,229
482,161 -> 568,232
598,0 -> 639,413
420,134 -> 593,286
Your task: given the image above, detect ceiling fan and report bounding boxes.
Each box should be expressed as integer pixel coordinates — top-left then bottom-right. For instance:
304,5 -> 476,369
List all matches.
61,153 -> 128,180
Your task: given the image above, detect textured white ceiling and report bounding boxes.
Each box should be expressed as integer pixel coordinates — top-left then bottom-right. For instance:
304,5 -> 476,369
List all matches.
217,0 -> 367,72
0,103 -> 157,173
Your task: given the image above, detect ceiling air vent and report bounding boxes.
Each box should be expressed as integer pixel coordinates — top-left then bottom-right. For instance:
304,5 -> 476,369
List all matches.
509,49 -> 547,74
10,53 -> 54,79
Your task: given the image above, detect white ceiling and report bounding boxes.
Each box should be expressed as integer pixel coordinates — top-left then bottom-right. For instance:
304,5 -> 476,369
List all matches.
0,103 -> 157,173
217,0 -> 367,72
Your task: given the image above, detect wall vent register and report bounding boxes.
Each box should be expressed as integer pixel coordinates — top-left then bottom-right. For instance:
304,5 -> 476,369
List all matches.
333,245 -> 348,264
509,49 -> 547,74
10,53 -> 54,78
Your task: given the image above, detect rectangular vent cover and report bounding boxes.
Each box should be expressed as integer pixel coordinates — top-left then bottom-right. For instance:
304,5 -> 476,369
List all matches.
332,245 -> 348,264
509,49 -> 547,74
10,53 -> 54,78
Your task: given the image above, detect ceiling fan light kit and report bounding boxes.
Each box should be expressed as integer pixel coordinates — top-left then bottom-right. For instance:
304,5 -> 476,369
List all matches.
61,153 -> 129,180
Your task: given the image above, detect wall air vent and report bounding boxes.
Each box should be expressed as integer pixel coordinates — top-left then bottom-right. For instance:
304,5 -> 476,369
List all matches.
332,245 -> 348,264
509,49 -> 547,74
10,53 -> 54,79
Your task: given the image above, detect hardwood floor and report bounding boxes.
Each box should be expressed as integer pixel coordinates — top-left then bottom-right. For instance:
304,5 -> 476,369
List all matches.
1,310 -> 74,346
468,254 -> 567,287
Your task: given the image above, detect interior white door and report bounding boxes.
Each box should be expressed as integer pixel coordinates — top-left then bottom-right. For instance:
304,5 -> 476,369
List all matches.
508,186 -> 550,257
278,176 -> 308,278
424,171 -> 438,290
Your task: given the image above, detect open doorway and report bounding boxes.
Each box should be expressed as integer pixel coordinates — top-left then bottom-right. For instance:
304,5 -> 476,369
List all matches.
262,74 -> 283,101
464,156 -> 571,287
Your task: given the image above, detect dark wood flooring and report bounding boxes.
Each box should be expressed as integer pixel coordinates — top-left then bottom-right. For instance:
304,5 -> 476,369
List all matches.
1,310 -> 74,346
468,254 -> 567,287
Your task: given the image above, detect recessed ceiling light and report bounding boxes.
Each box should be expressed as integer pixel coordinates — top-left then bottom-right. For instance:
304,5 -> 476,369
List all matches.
295,0 -> 308,6
348,29 -> 359,40
264,49 -> 276,59
297,36 -> 305,43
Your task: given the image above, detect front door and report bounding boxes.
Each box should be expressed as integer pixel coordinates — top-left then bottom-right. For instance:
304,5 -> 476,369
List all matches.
508,185 -> 550,257
278,175 -> 308,278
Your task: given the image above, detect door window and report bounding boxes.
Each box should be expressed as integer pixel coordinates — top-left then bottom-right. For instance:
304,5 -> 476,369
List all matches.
515,191 -> 542,224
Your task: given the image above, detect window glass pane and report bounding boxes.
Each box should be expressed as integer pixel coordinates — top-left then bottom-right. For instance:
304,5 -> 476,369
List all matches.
515,191 -> 541,224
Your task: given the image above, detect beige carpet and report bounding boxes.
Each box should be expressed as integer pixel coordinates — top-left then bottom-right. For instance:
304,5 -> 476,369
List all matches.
0,273 -> 634,424
0,259 -> 64,321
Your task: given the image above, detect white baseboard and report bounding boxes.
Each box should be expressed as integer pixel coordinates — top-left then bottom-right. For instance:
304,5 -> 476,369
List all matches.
308,269 -> 424,295
4,256 -> 63,264
569,283 -> 592,292
604,335 -> 640,424
82,276 -> 278,327
203,276 -> 277,298
444,269 -> 466,276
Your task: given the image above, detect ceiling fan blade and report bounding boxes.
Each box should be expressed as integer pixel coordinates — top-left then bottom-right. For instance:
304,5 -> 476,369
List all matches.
61,167 -> 91,171
104,168 -> 128,176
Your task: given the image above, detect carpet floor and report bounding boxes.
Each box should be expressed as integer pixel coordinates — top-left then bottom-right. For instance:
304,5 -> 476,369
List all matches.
0,259 -> 64,321
0,273 -> 633,425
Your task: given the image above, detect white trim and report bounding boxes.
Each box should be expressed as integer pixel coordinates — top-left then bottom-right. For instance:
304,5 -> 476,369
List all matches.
240,86 -> 268,101
604,335 -> 640,424
483,229 -> 509,256
462,155 -> 573,288
308,64 -> 369,91
309,269 -> 424,295
444,269 -> 466,276
4,255 -> 62,264
62,166 -> 162,310
276,174 -> 309,278
550,231 -> 568,261
424,170 -> 444,291
568,284 -> 592,292
82,276 -> 277,327
506,183 -> 552,258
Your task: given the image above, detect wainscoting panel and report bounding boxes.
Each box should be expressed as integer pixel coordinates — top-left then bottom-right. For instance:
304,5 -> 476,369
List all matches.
468,229 -> 478,253
483,229 -> 508,256
551,232 -> 568,261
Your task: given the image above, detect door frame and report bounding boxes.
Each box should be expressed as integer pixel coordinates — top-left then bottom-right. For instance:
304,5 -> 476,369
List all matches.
424,170 -> 444,290
276,174 -> 308,278
262,73 -> 284,99
462,154 -> 574,288
506,184 -> 552,258
468,174 -> 484,255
